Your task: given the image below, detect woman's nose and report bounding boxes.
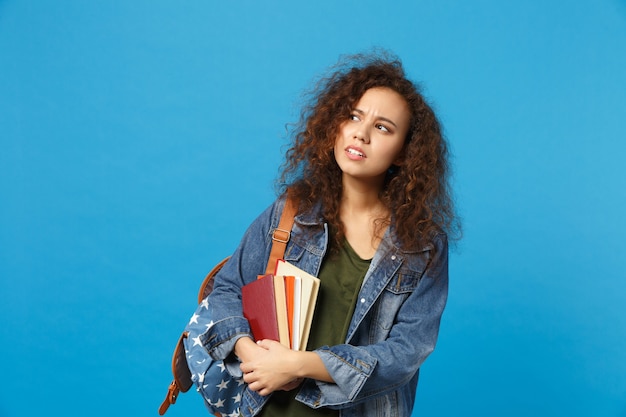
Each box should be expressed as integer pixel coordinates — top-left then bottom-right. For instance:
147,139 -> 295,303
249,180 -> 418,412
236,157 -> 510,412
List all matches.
353,127 -> 370,144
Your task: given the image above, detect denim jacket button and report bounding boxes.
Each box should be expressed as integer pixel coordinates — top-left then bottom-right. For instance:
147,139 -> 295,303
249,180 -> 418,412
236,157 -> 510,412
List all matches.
360,298 -> 366,303
391,255 -> 397,260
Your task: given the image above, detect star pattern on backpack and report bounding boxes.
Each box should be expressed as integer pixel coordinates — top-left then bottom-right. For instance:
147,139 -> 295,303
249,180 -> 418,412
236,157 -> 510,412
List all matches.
184,298 -> 244,417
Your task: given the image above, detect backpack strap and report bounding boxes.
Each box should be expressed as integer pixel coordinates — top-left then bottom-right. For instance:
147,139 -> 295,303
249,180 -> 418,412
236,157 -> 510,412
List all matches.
265,196 -> 297,275
158,332 -> 192,415
197,257 -> 230,304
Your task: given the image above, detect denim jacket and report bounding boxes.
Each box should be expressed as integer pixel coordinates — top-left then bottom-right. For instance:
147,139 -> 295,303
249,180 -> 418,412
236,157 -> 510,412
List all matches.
200,197 -> 448,417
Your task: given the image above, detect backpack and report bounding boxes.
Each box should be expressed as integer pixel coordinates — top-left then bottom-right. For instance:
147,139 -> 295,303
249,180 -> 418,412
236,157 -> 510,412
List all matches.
159,197 -> 297,416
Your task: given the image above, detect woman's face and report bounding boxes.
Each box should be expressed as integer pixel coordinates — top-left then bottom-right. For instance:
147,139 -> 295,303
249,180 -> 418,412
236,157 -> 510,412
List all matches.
334,87 -> 410,187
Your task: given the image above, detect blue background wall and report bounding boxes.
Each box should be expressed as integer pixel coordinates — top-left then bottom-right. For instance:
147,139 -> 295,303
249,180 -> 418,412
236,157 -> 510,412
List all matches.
1,1 -> 625,416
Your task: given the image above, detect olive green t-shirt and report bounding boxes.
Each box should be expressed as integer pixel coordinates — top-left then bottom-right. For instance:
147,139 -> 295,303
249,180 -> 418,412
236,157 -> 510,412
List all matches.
258,240 -> 371,417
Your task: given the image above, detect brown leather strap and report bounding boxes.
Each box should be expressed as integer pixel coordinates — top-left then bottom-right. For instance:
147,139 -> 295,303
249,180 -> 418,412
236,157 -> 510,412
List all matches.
198,257 -> 230,304
158,381 -> 179,415
265,196 -> 297,275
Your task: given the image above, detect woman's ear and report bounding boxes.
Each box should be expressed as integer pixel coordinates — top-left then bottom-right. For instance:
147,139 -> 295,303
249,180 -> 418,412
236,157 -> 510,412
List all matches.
392,147 -> 406,167
387,157 -> 403,176
393,133 -> 412,167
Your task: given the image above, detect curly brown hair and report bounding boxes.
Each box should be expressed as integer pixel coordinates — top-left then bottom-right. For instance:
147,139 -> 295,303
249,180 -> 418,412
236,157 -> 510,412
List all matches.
278,51 -> 460,253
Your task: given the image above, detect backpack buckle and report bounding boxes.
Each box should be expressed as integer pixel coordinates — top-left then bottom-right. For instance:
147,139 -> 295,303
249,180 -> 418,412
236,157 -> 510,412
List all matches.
272,228 -> 290,243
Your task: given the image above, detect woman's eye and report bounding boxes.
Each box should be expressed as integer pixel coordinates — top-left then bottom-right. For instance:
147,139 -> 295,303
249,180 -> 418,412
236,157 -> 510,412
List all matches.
376,124 -> 390,133
350,114 -> 360,121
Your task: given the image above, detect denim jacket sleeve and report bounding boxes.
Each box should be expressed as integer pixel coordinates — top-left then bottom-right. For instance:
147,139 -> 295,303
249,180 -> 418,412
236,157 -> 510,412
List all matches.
296,232 -> 449,410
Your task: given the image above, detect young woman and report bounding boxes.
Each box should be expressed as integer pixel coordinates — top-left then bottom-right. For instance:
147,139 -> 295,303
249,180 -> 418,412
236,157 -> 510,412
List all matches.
201,52 -> 458,417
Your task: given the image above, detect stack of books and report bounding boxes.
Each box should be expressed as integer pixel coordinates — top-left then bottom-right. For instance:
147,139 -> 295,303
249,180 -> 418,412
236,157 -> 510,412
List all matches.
242,260 -> 320,351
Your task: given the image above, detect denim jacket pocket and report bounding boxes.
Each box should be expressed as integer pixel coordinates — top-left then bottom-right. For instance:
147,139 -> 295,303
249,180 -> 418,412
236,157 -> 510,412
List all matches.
373,265 -> 427,333
282,223 -> 327,276
385,265 -> 426,295
283,241 -> 305,262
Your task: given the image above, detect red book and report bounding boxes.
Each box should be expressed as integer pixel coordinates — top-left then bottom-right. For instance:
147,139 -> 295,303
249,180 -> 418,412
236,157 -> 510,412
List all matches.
241,274 -> 289,347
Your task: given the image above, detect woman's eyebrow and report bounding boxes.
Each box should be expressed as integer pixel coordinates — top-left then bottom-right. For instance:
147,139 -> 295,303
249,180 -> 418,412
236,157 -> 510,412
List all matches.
354,108 -> 398,128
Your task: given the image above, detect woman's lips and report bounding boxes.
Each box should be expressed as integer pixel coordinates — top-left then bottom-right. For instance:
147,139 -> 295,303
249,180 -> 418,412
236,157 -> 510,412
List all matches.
345,146 -> 366,160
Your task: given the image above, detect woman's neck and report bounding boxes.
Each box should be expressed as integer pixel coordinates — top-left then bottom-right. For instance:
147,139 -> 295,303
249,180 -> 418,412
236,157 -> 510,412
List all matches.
339,174 -> 386,214
339,175 -> 389,259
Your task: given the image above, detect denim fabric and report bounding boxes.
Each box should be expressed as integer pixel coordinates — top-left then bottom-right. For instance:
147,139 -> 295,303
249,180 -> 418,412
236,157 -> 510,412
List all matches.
199,197 -> 448,417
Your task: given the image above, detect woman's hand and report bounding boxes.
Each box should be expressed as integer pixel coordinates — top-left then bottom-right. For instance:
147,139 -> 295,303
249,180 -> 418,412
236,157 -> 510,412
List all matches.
240,339 -> 302,396
238,339 -> 333,396
234,336 -> 262,363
